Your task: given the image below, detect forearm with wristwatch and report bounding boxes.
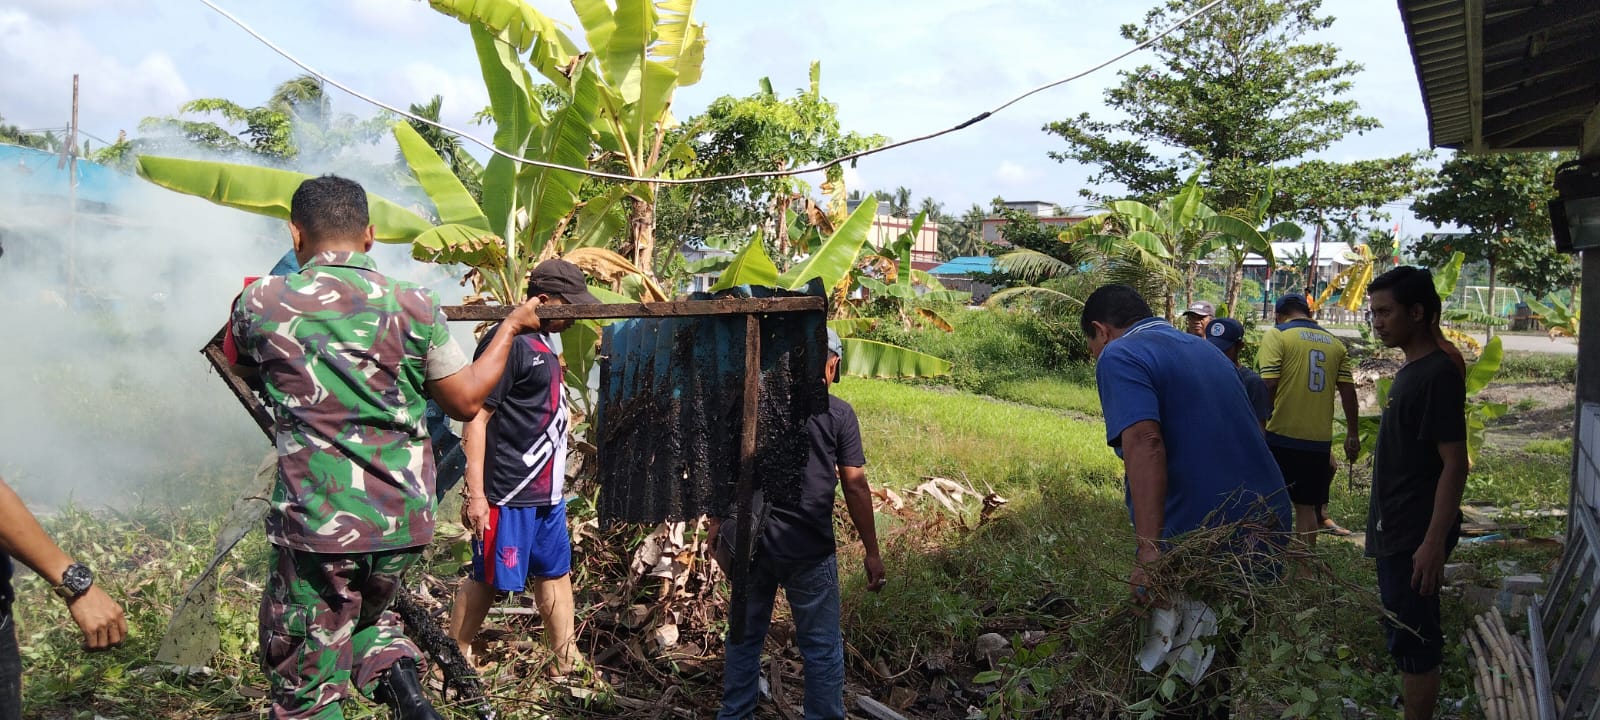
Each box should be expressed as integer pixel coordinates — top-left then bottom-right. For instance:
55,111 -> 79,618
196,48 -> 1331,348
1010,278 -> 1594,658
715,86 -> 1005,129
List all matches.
52,562 -> 95,602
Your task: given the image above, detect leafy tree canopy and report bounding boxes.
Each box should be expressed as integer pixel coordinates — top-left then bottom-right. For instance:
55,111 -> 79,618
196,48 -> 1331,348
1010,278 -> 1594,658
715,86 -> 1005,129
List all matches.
1045,0 -> 1429,219
658,62 -> 885,249
1410,151 -> 1575,299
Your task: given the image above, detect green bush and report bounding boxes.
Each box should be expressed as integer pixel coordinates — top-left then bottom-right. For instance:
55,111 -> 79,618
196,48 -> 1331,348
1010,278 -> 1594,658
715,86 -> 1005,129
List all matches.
1498,352 -> 1577,382
861,306 -> 1092,393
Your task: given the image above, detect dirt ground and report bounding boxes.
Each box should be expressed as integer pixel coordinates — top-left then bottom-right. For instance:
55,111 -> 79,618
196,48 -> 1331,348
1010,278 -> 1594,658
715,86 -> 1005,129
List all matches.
1352,356 -> 1574,444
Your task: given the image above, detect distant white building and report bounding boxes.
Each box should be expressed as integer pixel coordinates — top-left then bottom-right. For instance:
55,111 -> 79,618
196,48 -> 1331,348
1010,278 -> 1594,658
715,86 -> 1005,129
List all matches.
980,200 -> 1088,246
846,198 -> 941,270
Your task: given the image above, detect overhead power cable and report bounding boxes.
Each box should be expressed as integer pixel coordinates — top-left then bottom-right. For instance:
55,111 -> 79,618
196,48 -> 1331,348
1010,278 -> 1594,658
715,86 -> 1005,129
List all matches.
196,0 -> 1225,186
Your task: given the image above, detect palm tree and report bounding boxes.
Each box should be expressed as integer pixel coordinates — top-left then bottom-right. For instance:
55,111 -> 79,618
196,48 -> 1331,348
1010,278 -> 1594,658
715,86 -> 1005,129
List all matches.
403,95 -> 482,201
891,187 -> 913,218
267,74 -> 329,127
918,197 -> 944,224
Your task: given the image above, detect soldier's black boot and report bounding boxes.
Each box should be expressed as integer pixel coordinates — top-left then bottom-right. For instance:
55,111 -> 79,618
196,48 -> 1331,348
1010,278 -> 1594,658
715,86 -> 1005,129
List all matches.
374,657 -> 444,720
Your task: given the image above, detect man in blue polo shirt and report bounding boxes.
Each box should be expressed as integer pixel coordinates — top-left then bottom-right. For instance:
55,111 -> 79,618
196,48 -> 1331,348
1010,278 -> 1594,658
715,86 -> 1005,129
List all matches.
1083,284 -> 1291,719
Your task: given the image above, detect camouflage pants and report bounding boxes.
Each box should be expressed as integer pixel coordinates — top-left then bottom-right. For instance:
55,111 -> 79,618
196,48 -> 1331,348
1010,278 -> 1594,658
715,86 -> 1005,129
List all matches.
260,545 -> 424,720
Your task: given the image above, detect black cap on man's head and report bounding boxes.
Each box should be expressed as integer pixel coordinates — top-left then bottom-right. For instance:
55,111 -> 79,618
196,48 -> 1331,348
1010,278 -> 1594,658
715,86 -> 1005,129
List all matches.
527,259 -> 600,304
1275,293 -> 1311,316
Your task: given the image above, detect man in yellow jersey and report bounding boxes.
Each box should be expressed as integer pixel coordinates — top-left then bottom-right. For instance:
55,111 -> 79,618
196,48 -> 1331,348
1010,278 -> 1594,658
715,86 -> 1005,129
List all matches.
1257,294 -> 1360,549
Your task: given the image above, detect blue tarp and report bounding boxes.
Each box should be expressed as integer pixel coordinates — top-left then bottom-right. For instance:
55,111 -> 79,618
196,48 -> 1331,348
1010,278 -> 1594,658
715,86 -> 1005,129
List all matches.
0,143 -> 131,208
929,256 -> 994,276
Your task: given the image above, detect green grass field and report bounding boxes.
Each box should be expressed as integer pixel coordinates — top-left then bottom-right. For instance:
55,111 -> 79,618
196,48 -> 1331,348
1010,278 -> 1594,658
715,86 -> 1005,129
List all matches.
11,372 -> 1573,719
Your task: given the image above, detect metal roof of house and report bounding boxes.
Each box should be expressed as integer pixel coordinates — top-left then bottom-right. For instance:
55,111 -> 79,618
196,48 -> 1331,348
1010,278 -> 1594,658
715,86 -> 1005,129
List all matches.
1399,0 -> 1600,151
928,256 -> 995,275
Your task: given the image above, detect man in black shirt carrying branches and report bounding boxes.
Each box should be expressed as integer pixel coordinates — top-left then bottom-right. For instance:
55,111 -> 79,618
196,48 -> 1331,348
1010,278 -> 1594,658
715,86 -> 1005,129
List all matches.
1365,267 -> 1468,720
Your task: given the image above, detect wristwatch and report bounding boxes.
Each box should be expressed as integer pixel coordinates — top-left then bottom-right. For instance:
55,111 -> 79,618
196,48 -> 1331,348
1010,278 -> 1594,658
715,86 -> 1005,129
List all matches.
52,563 -> 93,601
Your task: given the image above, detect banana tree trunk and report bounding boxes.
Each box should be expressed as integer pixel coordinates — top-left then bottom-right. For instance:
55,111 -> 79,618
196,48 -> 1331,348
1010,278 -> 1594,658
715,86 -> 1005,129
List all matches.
1486,251 -> 1498,342
1225,258 -> 1245,318
1183,264 -> 1195,311
774,192 -> 792,259
630,191 -> 657,281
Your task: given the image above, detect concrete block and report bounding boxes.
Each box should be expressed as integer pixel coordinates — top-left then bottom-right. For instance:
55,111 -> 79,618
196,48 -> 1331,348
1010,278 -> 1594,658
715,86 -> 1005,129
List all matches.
1501,574 -> 1546,594
1443,563 -> 1476,583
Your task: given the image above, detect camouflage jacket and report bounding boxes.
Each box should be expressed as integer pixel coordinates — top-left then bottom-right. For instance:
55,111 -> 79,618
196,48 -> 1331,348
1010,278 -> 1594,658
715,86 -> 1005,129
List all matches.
231,251 -> 468,553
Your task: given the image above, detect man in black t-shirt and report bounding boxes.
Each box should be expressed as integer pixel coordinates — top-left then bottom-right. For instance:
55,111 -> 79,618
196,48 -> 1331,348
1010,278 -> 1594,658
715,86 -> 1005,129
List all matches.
711,329 -> 886,720
1365,267 -> 1468,720
447,259 -> 598,676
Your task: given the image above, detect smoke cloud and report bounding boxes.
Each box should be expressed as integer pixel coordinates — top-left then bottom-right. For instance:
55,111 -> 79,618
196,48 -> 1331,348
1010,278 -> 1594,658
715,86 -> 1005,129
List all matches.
0,137 -> 472,509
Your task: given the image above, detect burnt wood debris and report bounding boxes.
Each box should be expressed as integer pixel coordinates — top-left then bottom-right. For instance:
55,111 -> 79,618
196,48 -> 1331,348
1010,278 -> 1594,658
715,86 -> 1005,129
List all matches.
189,289 -> 829,713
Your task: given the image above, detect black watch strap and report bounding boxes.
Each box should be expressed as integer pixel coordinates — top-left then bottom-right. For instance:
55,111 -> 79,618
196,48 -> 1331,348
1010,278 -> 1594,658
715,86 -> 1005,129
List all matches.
52,563 -> 92,600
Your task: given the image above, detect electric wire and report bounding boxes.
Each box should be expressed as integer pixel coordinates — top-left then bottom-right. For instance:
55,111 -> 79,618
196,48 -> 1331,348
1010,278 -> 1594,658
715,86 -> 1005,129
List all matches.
195,0 -> 1226,186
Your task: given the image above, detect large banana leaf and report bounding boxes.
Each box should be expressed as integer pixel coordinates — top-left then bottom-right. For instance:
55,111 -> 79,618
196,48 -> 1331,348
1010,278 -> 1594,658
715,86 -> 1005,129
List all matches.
777,196 -> 878,290
392,122 -> 490,231
827,318 -> 877,337
570,186 -> 630,250
522,61 -> 602,249
1201,214 -> 1272,266
1465,335 -> 1503,396
839,338 -> 952,378
920,290 -> 972,304
652,0 -> 705,86
135,156 -> 432,243
1167,168 -> 1206,230
1126,230 -> 1171,258
893,212 -> 926,290
710,237 -> 779,291
1266,221 -> 1304,241
565,247 -> 669,301
1104,200 -> 1162,233
1434,252 -> 1465,300
427,0 -> 578,84
575,0 -> 647,105
411,223 -> 508,271
472,23 -> 540,242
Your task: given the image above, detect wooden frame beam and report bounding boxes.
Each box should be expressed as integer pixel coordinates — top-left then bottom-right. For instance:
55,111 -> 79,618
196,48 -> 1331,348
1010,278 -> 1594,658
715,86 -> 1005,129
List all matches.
443,295 -> 826,322
1467,0 -> 1486,151
1483,44 -> 1599,89
1482,0 -> 1600,53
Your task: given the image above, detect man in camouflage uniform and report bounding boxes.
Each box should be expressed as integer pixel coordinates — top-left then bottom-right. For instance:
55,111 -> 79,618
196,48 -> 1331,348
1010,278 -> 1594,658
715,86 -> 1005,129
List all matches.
231,175 -> 547,720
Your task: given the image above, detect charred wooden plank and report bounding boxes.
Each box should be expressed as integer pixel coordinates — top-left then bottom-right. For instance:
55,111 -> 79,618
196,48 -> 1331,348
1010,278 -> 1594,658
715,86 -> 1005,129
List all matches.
443,296 -> 825,322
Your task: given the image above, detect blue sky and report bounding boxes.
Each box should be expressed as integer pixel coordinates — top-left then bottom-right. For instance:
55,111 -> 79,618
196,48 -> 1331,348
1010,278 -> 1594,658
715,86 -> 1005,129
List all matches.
0,0 -> 1438,232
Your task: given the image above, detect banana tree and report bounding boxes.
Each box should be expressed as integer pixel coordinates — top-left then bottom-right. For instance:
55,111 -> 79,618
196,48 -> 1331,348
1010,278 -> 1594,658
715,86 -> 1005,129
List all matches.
1525,295 -> 1580,339
1310,243 -> 1379,314
713,197 -> 952,377
846,212 -> 969,331
431,0 -> 707,280
1216,183 -> 1294,313
1430,251 -> 1501,353
1339,335 -> 1503,467
1062,169 -> 1272,321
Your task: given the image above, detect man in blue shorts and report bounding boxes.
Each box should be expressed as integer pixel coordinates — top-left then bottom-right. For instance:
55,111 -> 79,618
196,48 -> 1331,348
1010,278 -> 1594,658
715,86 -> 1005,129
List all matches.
448,259 -> 598,676
1365,267 -> 1467,720
1083,285 -> 1290,719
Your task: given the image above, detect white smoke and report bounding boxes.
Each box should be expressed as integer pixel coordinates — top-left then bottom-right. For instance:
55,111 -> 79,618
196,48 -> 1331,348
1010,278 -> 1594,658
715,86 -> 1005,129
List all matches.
0,136 -> 475,509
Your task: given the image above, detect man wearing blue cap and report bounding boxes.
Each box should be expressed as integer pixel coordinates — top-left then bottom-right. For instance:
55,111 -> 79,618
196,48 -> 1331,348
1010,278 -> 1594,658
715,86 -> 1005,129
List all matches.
1205,318 -> 1271,429
711,328 -> 886,720
1258,293 -> 1360,547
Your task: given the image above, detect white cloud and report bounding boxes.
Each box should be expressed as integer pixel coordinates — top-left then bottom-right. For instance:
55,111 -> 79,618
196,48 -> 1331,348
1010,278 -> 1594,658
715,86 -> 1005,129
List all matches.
0,9 -> 190,134
993,160 -> 1040,186
381,62 -> 491,130
341,0 -> 438,37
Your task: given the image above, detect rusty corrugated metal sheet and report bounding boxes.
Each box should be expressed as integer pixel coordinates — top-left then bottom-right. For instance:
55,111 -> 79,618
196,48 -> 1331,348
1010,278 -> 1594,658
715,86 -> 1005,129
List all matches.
594,284 -> 828,526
